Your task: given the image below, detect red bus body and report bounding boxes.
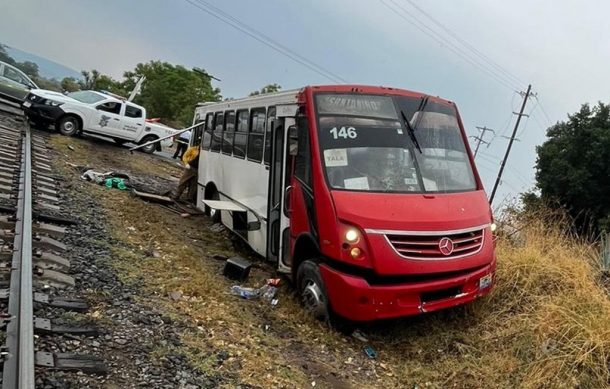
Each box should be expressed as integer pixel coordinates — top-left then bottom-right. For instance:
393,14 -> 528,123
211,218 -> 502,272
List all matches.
288,85 -> 496,321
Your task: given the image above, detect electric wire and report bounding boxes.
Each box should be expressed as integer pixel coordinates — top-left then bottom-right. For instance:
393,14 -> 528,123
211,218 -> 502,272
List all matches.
402,0 -> 526,88
379,0 -> 521,91
183,0 -> 347,83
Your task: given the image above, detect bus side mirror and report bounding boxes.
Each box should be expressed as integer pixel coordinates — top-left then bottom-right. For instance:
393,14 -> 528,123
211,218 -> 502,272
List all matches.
288,125 -> 298,156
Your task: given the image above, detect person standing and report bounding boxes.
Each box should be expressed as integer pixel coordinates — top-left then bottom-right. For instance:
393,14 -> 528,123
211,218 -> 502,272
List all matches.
172,144 -> 200,202
172,129 -> 191,159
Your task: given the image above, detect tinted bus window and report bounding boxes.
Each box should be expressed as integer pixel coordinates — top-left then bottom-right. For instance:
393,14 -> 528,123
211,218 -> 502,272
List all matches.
210,112 -> 223,152
202,112 -> 214,150
234,109 -> 248,158
264,106 -> 276,165
222,110 -> 235,154
247,108 -> 266,162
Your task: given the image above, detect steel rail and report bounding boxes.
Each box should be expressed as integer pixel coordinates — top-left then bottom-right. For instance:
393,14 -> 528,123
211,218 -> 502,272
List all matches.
2,125 -> 35,389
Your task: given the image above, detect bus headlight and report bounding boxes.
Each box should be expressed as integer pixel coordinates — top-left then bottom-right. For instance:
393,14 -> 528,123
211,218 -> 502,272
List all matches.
490,223 -> 497,233
345,229 -> 359,243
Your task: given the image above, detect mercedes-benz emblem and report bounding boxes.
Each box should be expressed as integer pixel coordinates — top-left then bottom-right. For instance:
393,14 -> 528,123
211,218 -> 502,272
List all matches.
438,237 -> 454,256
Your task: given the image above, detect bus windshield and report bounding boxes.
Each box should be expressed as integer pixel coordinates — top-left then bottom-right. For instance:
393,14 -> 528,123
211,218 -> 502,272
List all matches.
315,93 -> 477,193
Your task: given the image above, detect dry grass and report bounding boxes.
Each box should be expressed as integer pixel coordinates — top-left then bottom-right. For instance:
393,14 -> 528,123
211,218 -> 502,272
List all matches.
49,133 -> 610,388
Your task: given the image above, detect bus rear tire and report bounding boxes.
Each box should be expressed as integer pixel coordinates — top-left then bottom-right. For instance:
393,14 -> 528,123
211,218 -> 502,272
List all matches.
297,260 -> 330,323
208,191 -> 221,223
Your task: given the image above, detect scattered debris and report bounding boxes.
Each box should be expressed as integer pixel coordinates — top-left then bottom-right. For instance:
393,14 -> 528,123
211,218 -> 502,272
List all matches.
151,250 -> 161,258
209,223 -> 225,233
351,329 -> 368,343
169,291 -> 183,301
364,345 -> 377,359
212,254 -> 228,261
180,213 -> 190,218
271,298 -> 279,306
105,177 -> 128,190
132,189 -> 174,204
67,145 -> 75,151
229,285 -> 260,300
229,284 -> 277,301
223,256 -> 252,281
267,278 -> 281,287
81,169 -> 130,186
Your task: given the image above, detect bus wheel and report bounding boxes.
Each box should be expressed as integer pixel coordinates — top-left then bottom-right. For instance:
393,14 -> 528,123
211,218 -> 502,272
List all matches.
297,260 -> 330,322
208,191 -> 221,223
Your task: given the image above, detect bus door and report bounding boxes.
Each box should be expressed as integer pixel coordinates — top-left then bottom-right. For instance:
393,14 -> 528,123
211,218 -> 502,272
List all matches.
267,117 -> 296,273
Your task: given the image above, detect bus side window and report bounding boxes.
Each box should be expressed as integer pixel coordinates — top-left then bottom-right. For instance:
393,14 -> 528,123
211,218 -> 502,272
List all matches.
294,114 -> 312,188
264,106 -> 276,165
202,112 -> 214,150
247,107 -> 266,162
222,110 -> 235,154
211,111 -> 224,152
192,123 -> 204,147
233,109 -> 248,158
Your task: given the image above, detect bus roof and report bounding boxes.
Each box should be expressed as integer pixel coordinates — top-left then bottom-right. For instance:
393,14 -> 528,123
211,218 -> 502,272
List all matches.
194,85 -> 454,113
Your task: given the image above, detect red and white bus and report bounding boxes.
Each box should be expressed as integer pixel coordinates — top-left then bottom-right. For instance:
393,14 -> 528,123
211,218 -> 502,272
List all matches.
193,85 -> 496,322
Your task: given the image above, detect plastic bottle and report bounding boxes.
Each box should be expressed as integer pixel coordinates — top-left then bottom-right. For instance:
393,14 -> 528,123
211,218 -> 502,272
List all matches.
230,285 -> 259,299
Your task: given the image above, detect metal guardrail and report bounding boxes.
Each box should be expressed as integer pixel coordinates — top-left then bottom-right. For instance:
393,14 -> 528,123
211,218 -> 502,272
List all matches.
128,122 -> 201,152
2,125 -> 35,389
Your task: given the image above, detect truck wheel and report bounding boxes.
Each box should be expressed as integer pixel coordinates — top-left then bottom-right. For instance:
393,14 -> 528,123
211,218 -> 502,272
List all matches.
139,135 -> 158,154
297,260 -> 330,322
57,115 -> 80,136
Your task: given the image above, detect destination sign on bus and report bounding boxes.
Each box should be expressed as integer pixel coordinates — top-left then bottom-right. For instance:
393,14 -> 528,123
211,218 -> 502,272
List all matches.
316,94 -> 397,119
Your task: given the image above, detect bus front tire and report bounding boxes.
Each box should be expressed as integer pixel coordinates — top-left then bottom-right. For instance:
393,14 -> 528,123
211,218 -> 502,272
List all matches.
297,260 -> 330,323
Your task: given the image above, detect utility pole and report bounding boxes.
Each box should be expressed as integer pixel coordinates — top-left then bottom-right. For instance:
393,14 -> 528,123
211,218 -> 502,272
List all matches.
472,126 -> 495,158
489,84 -> 532,205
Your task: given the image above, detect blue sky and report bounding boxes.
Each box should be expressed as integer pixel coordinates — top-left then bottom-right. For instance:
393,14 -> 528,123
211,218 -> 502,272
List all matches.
2,0 -> 609,206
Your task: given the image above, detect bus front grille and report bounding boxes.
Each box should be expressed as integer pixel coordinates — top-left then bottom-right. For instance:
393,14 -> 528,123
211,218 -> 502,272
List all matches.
386,229 -> 485,260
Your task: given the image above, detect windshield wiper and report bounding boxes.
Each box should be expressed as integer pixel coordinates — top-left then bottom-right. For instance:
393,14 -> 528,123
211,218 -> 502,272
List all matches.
400,109 -> 423,154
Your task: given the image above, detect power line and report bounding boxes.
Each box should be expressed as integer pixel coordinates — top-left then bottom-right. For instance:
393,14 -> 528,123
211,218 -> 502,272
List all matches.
379,0 -> 521,91
490,84 -> 532,204
402,0 -> 526,88
183,0 -> 347,83
472,126 -> 495,158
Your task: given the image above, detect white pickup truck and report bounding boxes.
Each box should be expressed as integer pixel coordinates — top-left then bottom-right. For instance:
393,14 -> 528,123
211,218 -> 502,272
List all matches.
22,89 -> 176,153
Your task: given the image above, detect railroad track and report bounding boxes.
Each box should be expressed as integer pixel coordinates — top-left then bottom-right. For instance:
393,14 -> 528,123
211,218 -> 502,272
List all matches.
0,110 -> 106,388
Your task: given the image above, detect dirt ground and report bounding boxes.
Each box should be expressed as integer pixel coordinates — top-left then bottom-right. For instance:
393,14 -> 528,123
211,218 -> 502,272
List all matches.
46,132 -> 601,389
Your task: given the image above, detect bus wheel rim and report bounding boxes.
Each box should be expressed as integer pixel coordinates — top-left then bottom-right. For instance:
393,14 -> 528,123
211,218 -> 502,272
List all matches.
302,280 -> 326,318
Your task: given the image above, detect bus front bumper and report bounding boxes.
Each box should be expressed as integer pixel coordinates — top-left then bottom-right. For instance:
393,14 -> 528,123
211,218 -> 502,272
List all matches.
319,260 -> 495,322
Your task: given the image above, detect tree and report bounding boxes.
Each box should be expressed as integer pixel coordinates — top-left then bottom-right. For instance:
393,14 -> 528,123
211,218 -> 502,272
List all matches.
79,69 -> 126,95
15,61 -> 39,79
0,44 -> 16,65
123,61 -> 221,126
249,83 -> 282,96
61,77 -> 80,92
535,102 -> 610,233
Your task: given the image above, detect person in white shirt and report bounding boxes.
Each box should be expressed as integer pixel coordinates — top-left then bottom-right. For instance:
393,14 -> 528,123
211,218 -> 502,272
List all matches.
172,129 -> 191,159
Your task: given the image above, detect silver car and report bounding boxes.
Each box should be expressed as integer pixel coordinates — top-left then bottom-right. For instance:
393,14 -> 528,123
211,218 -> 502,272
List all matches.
0,60 -> 38,103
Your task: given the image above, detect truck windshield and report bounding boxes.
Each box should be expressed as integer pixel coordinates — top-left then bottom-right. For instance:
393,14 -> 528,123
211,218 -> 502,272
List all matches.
67,91 -> 105,104
315,93 -> 477,193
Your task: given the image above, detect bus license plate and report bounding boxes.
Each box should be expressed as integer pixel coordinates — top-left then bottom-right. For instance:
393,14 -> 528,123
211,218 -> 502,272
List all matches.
479,274 -> 492,289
